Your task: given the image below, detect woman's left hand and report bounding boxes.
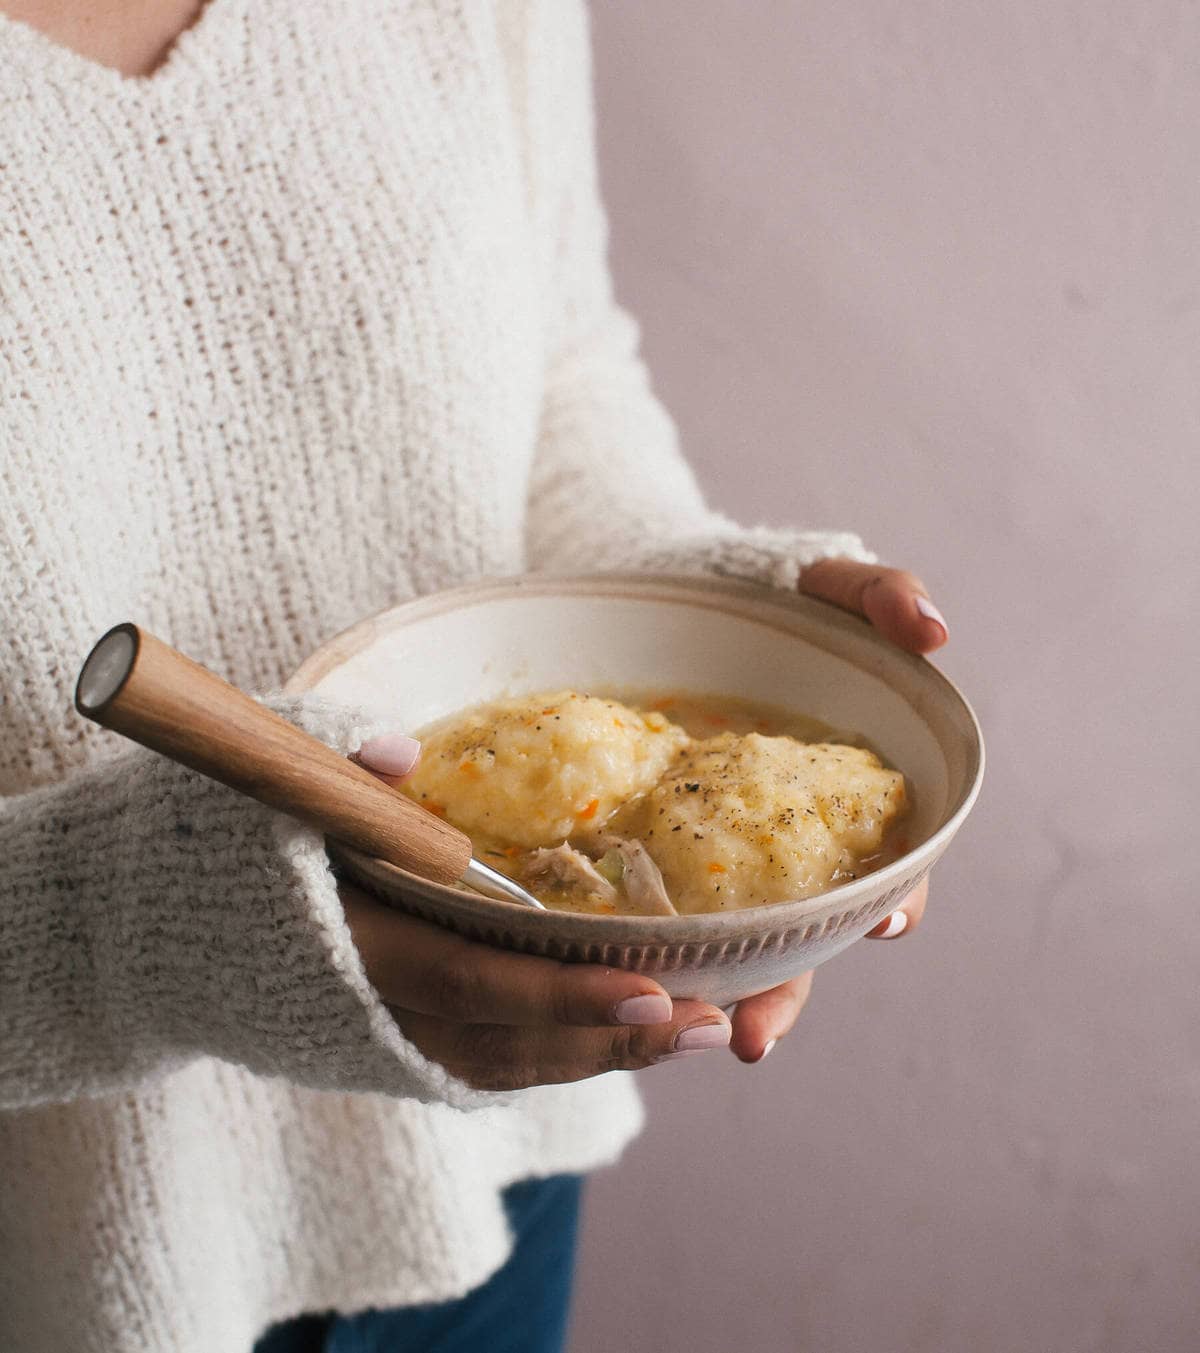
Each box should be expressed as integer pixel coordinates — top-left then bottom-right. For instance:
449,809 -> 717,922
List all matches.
727,559 -> 948,1064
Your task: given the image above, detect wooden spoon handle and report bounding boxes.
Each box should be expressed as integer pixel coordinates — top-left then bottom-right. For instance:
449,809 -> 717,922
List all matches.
74,624 -> 471,885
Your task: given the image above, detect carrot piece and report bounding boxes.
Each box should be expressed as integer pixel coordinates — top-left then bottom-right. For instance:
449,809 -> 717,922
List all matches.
502,845 -> 522,859
424,802 -> 446,817
457,760 -> 482,779
707,862 -> 727,874
576,797 -> 600,821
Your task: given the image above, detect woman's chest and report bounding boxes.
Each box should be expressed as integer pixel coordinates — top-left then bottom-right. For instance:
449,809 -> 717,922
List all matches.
0,0 -> 207,78
0,3 -> 544,464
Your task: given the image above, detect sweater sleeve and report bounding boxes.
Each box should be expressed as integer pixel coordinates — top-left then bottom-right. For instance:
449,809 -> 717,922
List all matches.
0,694 -> 487,1112
520,0 -> 876,587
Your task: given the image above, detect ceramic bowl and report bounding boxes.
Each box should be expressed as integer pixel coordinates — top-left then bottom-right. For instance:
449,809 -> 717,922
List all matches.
285,573 -> 984,1005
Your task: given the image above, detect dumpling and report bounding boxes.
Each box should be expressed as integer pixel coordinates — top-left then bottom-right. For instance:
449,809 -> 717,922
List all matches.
611,732 -> 906,913
403,691 -> 688,849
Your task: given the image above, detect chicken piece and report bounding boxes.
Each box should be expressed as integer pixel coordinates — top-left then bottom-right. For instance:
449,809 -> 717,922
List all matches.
598,837 -> 676,916
522,843 -> 617,903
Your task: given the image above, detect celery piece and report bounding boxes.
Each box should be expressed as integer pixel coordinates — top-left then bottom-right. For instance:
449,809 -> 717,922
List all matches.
596,848 -> 626,887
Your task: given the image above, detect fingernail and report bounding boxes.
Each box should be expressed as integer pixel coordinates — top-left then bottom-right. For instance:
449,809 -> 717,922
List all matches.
614,994 -> 672,1026
914,596 -> 948,637
674,1021 -> 732,1053
359,733 -> 421,776
877,909 -> 908,939
736,1036 -> 778,1065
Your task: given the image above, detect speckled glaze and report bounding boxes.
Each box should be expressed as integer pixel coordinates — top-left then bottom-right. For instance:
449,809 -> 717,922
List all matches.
286,574 -> 983,1004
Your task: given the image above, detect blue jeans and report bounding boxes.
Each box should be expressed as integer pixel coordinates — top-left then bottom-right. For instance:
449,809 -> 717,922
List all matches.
253,1175 -> 583,1353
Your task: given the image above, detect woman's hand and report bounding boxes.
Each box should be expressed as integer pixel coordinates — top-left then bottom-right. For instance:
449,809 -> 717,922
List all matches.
727,560 -> 948,1065
347,733 -> 730,1091
341,882 -> 731,1091
798,557 -> 949,654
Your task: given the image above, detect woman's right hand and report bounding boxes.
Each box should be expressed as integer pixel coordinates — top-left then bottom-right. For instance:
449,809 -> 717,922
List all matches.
340,882 -> 733,1091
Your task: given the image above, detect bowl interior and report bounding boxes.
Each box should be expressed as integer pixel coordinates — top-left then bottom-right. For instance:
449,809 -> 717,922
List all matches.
287,574 -> 982,863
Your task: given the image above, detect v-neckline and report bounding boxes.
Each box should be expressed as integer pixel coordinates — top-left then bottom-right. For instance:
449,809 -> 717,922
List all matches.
0,0 -> 240,97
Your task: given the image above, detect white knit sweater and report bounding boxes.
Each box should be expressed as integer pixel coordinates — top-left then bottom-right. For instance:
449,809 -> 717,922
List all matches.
0,3 -> 872,1350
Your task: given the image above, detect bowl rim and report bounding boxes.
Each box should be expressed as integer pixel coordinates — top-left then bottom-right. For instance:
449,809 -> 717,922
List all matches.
286,571 -> 985,934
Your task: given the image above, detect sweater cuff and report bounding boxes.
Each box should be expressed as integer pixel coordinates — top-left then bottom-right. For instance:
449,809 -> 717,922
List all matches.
622,520 -> 878,592
231,694 -> 495,1110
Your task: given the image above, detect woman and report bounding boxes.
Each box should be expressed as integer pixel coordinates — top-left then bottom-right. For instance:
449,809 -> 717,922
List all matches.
0,2 -> 942,1350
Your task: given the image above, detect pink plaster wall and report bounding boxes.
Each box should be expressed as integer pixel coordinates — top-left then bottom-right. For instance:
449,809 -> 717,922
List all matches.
570,5 -> 1200,1351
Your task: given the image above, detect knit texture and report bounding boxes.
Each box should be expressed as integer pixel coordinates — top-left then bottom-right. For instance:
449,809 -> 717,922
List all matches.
0,696 -> 499,1110
0,3 -> 874,1350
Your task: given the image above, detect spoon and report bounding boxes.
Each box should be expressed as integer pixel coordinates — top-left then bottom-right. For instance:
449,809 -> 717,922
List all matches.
74,624 -> 546,910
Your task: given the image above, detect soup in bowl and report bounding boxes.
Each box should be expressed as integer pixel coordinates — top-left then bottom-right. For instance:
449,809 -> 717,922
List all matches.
400,687 -> 910,916
285,573 -> 984,1005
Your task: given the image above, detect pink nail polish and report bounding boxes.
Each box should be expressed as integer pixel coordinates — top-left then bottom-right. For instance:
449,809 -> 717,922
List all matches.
737,1036 -> 778,1065
359,733 -> 421,776
674,1022 -> 732,1053
877,910 -> 908,939
915,596 -> 948,637
614,994 -> 672,1026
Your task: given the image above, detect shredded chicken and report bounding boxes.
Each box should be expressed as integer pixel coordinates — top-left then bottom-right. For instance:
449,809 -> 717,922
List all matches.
522,843 -> 617,902
599,837 -> 677,916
